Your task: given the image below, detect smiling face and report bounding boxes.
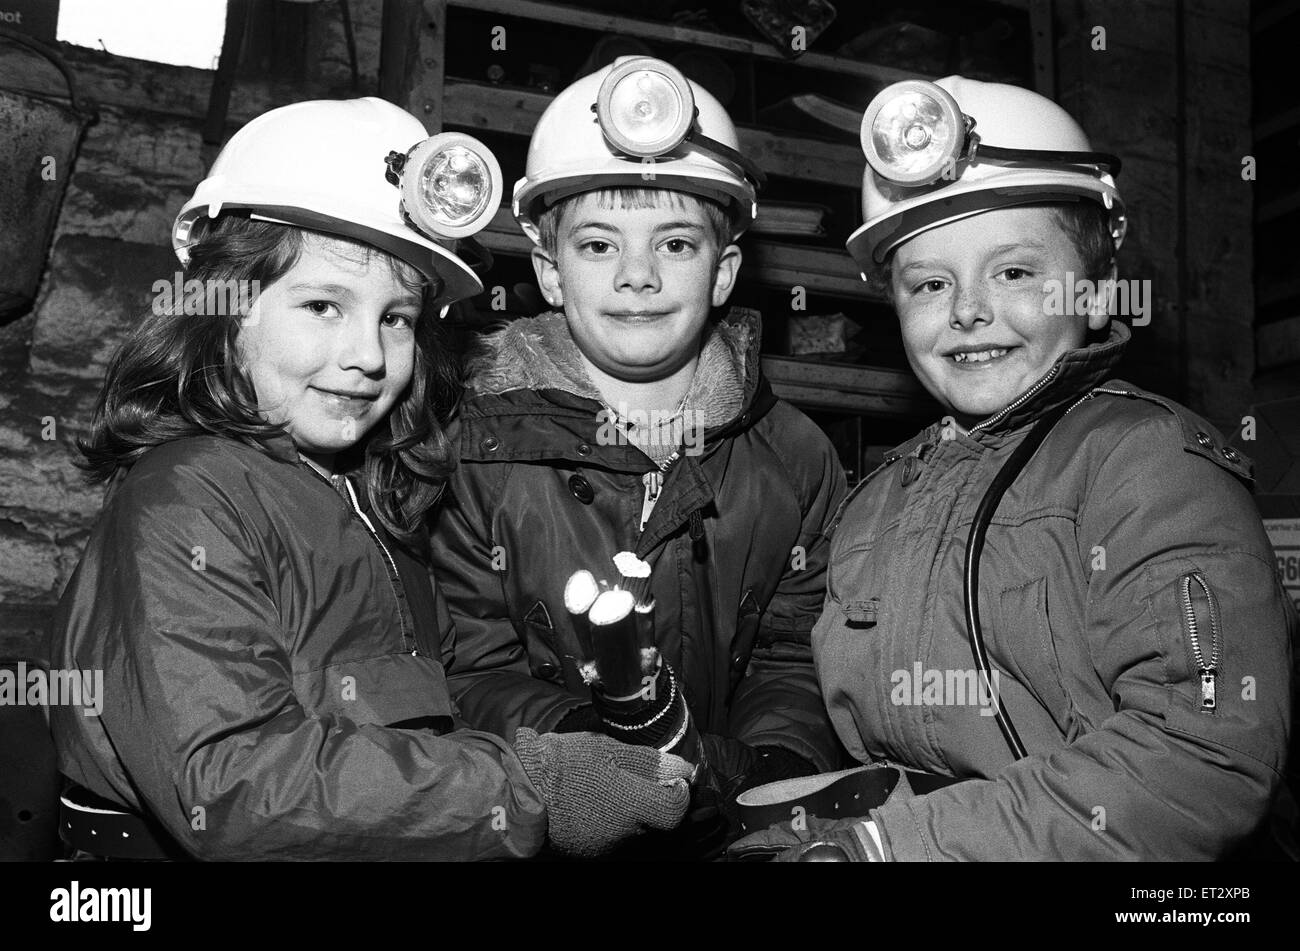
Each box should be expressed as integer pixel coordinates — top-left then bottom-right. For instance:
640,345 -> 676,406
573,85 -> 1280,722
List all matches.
531,190 -> 741,386
237,234 -> 424,471
889,205 -> 1110,426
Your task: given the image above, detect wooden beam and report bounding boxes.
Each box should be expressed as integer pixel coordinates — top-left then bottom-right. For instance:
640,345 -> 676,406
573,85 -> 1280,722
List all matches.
1258,189 -> 1300,224
762,356 -> 933,418
202,0 -> 249,144
379,0 -> 424,107
1259,276 -> 1300,308
447,0 -> 923,84
1028,0 -> 1055,99
1257,315 -> 1300,370
1256,104 -> 1300,141
1253,0 -> 1300,33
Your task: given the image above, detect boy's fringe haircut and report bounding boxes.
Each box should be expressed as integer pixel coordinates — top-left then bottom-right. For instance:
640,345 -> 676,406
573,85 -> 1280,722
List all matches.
871,200 -> 1117,297
536,187 -> 735,256
78,215 -> 460,549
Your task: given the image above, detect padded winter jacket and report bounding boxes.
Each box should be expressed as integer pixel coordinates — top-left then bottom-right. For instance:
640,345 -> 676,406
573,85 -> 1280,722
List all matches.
49,433 -> 547,860
431,311 -> 847,771
816,323 -> 1294,860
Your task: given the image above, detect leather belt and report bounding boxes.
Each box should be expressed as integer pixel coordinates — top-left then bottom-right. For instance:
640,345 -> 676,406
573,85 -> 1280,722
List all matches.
735,764 -> 962,835
59,785 -> 183,861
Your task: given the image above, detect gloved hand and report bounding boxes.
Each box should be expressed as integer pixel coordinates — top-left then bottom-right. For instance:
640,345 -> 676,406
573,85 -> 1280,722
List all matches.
726,815 -> 885,862
513,727 -> 693,857
697,734 -> 817,798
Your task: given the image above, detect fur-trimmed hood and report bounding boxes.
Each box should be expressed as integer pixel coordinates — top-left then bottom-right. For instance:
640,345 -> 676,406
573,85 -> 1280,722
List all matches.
463,309 -> 763,431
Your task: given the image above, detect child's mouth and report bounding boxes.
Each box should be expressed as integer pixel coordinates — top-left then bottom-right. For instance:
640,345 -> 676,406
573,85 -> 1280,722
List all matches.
948,347 -> 1014,366
606,310 -> 672,323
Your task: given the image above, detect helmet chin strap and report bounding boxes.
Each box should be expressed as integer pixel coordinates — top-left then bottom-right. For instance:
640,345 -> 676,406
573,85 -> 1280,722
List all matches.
598,106 -> 768,192
972,142 -> 1123,178
963,117 -> 1122,178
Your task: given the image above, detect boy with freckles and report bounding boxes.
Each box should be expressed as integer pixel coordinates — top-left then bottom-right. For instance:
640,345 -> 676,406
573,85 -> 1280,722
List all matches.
730,76 -> 1293,861
430,58 -> 848,851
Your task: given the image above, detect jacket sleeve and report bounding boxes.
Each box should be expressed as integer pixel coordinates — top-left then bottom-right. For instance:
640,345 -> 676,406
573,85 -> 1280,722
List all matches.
430,462 -> 587,738
871,413 -> 1294,860
727,410 -> 849,771
78,466 -> 548,861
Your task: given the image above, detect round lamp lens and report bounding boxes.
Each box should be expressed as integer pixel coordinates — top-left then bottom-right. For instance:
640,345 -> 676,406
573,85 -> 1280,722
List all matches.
597,57 -> 695,158
400,132 -> 503,240
861,81 -> 965,185
419,146 -> 491,227
609,70 -> 685,151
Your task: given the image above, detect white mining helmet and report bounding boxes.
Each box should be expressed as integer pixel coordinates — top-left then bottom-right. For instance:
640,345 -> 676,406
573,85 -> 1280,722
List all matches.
846,76 -> 1127,274
173,97 -> 504,307
513,56 -> 763,244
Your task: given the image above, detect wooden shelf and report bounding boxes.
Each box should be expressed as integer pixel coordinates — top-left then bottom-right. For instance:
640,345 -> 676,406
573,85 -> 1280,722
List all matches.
476,207 -> 887,302
761,356 -> 934,418
445,79 -> 863,188
448,0 -> 924,84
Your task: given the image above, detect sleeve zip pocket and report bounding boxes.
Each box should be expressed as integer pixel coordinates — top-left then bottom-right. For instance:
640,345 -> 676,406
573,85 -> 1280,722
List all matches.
1179,571 -> 1222,713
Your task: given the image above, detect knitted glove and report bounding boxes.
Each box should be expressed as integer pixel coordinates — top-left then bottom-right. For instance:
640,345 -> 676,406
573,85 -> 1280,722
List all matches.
513,728 -> 693,857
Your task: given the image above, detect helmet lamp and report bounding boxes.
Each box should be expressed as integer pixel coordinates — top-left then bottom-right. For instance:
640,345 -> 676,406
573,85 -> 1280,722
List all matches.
397,132 -> 503,240
593,56 -> 766,190
861,80 -> 966,185
860,79 -> 1121,187
597,58 -> 695,158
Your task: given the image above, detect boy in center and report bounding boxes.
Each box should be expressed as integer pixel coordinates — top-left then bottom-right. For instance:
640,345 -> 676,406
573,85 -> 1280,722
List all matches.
430,58 -> 847,844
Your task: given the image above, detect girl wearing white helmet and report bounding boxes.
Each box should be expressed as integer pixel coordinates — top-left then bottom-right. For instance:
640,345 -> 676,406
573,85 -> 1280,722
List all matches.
730,77 -> 1292,861
48,96 -> 693,861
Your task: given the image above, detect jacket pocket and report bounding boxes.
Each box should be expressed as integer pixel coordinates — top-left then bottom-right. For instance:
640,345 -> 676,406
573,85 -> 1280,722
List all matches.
519,599 -> 584,692
727,589 -> 762,697
996,576 -> 1075,737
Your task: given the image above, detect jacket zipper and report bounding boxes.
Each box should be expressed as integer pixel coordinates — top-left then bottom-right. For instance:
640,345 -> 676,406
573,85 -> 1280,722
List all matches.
339,476 -> 417,656
968,364 -> 1062,435
640,470 -> 663,533
1179,571 -> 1221,711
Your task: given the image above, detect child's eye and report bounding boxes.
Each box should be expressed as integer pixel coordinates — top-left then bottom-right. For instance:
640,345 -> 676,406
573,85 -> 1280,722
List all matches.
911,279 -> 948,295
304,300 -> 340,317
581,239 -> 614,255
999,267 -> 1033,281
382,312 -> 416,330
660,238 -> 695,254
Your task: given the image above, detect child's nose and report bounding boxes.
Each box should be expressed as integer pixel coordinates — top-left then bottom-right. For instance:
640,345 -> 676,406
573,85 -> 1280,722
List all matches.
950,282 -> 992,329
339,317 -> 386,374
615,247 -> 661,293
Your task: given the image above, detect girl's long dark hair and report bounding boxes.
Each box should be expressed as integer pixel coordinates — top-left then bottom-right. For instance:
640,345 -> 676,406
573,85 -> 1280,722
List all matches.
78,215 -> 461,547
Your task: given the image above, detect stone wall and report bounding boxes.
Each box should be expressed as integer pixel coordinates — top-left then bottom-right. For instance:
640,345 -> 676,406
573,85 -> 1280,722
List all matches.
0,0 -> 387,658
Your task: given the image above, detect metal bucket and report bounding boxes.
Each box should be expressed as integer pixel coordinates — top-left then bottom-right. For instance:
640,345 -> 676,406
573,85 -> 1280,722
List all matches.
0,26 -> 96,321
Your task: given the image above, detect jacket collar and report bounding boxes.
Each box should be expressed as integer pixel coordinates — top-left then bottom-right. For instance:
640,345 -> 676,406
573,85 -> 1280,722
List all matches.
886,321 -> 1131,460
458,308 -> 776,463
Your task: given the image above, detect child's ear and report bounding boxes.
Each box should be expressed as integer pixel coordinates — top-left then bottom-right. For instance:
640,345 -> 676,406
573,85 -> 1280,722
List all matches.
710,243 -> 743,308
530,246 -> 563,310
1087,261 -> 1118,332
